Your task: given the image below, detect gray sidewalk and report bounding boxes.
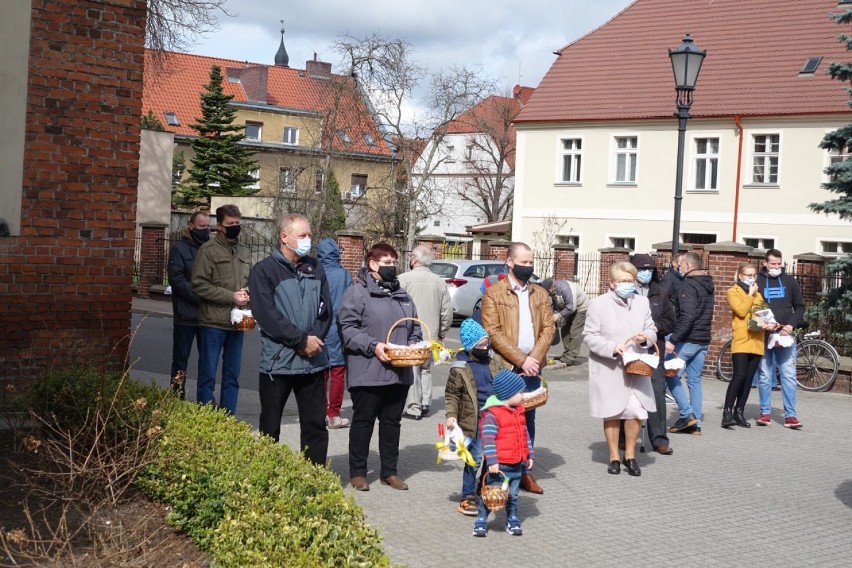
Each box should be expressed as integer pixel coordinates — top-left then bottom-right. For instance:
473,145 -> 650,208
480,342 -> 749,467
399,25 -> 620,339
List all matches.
130,297 -> 852,567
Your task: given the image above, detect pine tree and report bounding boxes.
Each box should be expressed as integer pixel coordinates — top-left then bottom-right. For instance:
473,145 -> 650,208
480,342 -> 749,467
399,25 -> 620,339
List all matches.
141,109 -> 165,131
811,8 -> 852,330
177,65 -> 259,209
321,170 -> 347,238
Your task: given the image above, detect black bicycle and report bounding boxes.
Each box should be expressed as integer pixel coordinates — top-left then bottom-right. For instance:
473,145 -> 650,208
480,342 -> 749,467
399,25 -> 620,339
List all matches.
715,330 -> 840,392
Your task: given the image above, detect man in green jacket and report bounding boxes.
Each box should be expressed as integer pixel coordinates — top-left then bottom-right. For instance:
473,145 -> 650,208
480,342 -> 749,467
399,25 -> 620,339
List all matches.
191,204 -> 251,415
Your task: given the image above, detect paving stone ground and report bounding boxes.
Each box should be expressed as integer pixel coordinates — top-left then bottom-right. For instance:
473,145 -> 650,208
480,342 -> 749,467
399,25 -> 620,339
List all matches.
132,298 -> 852,567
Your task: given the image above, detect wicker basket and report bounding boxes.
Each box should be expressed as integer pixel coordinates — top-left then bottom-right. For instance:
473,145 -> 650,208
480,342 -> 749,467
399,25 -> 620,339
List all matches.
664,366 -> 680,378
623,338 -> 658,376
479,471 -> 508,512
522,383 -> 548,410
384,317 -> 431,368
232,305 -> 256,331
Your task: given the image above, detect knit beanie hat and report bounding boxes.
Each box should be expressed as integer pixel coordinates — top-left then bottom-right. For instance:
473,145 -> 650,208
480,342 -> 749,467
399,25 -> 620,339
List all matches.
492,369 -> 525,401
459,318 -> 489,351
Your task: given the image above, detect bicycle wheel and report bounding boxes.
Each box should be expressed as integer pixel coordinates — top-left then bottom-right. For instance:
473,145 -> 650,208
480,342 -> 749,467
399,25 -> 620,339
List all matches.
795,339 -> 840,392
715,339 -> 733,382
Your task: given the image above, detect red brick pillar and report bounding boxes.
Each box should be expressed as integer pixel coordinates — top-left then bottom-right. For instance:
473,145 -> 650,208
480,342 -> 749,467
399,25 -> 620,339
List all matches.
598,247 -> 631,295
489,240 -> 511,262
336,230 -> 366,281
704,242 -> 754,378
552,244 -> 577,281
793,253 -> 828,306
416,234 -> 446,260
138,222 -> 168,299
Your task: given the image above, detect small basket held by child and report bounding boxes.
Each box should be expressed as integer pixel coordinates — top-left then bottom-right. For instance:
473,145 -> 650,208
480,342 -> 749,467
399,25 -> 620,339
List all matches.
385,317 -> 431,368
479,471 -> 509,512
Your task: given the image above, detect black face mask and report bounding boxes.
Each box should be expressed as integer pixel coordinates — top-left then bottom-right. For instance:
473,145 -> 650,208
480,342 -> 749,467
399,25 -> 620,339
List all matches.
377,265 -> 398,282
511,264 -> 534,283
223,225 -> 241,240
470,348 -> 490,360
190,228 -> 210,243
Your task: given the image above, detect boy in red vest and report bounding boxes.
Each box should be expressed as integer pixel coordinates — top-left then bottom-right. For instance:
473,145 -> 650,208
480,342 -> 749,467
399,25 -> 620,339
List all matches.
473,369 -> 534,537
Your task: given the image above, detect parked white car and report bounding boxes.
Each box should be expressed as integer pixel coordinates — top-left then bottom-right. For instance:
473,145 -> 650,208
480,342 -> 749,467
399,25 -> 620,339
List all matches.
429,260 -> 507,319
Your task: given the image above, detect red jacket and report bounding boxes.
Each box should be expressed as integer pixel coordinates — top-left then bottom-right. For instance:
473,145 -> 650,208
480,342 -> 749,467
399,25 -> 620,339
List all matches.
480,404 -> 530,465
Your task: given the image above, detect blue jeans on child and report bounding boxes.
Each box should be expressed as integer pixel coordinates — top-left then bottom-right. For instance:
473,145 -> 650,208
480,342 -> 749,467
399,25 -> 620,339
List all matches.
461,435 -> 483,499
476,462 -> 523,523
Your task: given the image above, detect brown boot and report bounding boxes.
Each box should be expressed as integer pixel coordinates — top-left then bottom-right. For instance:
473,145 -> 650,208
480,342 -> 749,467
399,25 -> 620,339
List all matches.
520,473 -> 544,494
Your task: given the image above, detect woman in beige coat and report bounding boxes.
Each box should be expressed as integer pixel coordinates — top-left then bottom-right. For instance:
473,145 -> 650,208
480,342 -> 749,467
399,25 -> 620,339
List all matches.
583,261 -> 657,476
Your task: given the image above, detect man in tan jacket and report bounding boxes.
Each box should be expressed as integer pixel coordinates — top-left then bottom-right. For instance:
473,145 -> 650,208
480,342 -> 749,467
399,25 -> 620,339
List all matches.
398,245 -> 453,419
481,242 -> 554,494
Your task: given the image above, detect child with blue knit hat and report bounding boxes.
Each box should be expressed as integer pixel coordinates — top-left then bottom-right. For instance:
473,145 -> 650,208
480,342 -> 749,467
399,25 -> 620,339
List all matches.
445,318 -> 504,516
473,369 -> 534,537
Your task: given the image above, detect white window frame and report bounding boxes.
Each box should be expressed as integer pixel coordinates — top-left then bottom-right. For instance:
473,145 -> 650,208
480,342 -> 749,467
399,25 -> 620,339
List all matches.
690,135 -> 720,192
607,234 -> 637,251
278,167 -> 295,193
824,139 -> 851,184
244,122 -> 262,141
283,126 -> 299,145
610,134 -> 639,185
749,132 -> 781,186
247,169 -> 260,190
558,137 -> 583,184
818,238 -> 852,257
741,236 -> 776,250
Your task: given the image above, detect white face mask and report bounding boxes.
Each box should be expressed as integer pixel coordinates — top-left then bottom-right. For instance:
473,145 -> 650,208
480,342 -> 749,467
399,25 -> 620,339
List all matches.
741,278 -> 755,287
287,236 -> 311,257
767,267 -> 782,278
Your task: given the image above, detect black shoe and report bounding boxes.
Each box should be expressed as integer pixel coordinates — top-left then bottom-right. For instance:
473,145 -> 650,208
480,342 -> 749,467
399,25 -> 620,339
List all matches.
721,409 -> 736,429
622,458 -> 641,476
734,409 -> 751,428
669,414 -> 698,433
421,405 -> 430,417
403,412 -> 421,421
607,460 -> 621,475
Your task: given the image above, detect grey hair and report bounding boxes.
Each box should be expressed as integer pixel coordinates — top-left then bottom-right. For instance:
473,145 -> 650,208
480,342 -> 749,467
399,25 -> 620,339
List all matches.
410,244 -> 434,267
276,212 -> 309,235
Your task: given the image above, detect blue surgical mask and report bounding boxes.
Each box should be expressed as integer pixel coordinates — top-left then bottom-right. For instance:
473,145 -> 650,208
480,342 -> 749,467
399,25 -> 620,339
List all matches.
741,278 -> 755,287
290,237 -> 311,257
636,270 -> 653,284
615,283 -> 636,299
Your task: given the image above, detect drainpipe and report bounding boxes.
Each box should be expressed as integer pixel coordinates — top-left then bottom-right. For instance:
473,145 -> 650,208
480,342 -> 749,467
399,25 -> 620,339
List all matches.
732,115 -> 744,242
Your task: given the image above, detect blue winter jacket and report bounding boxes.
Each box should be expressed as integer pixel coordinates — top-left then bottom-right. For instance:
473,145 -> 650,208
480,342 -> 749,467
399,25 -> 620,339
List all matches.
316,238 -> 353,367
248,247 -> 332,375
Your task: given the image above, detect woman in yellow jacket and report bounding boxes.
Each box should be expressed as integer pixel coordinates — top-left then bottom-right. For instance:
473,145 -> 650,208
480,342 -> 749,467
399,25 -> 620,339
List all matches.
722,263 -> 776,429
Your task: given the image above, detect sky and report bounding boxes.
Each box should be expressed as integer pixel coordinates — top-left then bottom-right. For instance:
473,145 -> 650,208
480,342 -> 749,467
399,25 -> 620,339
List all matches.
188,0 -> 634,95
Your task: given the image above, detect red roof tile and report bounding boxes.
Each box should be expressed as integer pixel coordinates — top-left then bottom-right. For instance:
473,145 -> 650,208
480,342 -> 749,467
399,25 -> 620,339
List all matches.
516,0 -> 852,123
142,50 -> 393,157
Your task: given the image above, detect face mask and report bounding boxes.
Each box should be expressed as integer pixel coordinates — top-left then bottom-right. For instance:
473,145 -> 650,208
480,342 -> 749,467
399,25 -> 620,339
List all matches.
511,264 -> 534,283
767,268 -> 782,278
470,347 -> 490,360
223,225 -> 241,240
190,228 -> 210,243
288,237 -> 311,257
636,270 -> 653,284
615,282 -> 636,299
377,265 -> 397,282
741,277 -> 755,287
678,266 -> 686,277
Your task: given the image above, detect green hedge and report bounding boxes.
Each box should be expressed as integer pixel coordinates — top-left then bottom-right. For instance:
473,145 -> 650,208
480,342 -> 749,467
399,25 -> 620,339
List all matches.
137,400 -> 390,567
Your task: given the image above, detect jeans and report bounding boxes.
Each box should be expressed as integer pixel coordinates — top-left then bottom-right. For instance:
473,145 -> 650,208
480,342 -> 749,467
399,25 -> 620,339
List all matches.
258,370 -> 329,465
477,462 -> 523,523
759,344 -> 797,418
349,384 -> 409,479
461,435 -> 483,499
197,326 -> 244,415
673,342 -> 708,425
324,365 -> 346,418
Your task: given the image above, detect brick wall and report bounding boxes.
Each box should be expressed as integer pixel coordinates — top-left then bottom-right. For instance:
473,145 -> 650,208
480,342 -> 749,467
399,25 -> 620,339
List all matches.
598,248 -> 631,295
552,244 -> 577,281
0,0 -> 147,387
416,235 -> 445,260
336,231 -> 366,280
489,240 -> 511,262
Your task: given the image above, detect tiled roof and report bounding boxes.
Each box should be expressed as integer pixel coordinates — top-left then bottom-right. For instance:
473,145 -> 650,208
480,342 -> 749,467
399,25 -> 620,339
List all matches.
516,0 -> 852,123
443,85 -> 535,168
142,50 -> 394,157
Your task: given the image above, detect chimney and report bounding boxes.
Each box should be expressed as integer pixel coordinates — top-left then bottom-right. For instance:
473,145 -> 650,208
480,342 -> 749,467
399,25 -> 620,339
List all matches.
306,58 -> 332,78
226,66 -> 268,104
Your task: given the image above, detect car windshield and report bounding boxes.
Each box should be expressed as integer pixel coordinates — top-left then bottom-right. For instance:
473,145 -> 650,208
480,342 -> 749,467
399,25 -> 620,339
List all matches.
429,263 -> 458,278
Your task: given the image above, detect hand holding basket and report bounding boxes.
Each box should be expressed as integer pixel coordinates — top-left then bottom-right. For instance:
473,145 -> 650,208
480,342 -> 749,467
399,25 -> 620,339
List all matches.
622,337 -> 659,376
384,317 -> 431,368
479,471 -> 509,512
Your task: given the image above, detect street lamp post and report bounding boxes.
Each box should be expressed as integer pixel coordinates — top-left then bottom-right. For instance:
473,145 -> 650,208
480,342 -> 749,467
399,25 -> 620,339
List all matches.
668,33 -> 706,255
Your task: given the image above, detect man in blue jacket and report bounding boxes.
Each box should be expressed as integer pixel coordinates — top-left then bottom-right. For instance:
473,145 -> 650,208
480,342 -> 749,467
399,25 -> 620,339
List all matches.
248,213 -> 332,465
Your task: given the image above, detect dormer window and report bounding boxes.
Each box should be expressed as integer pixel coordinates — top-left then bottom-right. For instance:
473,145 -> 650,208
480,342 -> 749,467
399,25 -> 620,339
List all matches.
363,133 -> 375,146
799,57 -> 822,75
338,130 -> 351,144
164,112 -> 180,126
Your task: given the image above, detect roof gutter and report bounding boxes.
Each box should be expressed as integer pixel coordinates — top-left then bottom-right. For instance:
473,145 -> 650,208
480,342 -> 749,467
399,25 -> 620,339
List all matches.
732,115 -> 744,242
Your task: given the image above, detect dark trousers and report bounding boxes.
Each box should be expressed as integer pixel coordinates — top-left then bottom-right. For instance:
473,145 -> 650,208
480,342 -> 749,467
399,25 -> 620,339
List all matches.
725,352 -> 761,410
258,370 -> 329,466
171,324 -> 201,399
348,383 -> 409,479
645,363 -> 670,449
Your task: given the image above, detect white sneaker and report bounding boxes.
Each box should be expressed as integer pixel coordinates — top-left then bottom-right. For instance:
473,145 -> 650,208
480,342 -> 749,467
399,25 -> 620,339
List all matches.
326,416 -> 350,429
